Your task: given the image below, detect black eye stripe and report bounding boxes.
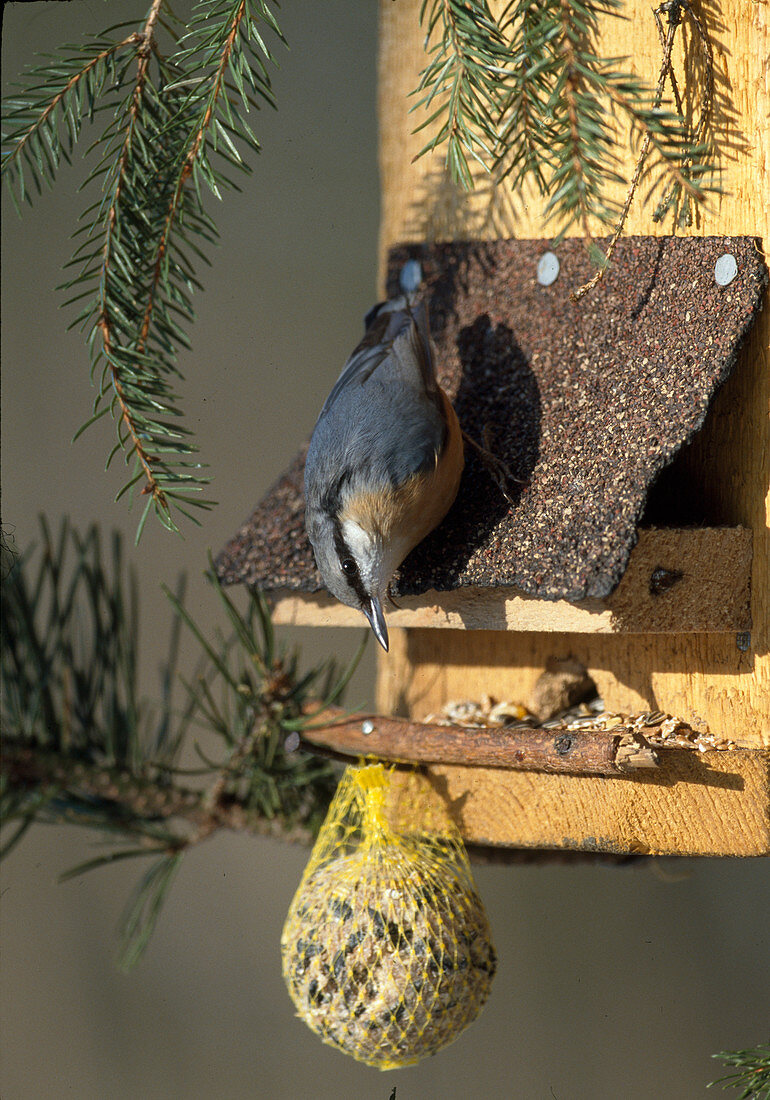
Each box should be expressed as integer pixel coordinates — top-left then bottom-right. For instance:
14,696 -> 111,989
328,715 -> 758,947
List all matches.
333,527 -> 368,605
332,526 -> 349,564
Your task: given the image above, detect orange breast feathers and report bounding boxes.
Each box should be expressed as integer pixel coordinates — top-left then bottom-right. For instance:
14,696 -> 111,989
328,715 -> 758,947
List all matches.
340,390 -> 464,555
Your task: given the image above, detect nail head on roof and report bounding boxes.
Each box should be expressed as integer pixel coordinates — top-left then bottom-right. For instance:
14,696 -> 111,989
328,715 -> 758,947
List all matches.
714,253 -> 738,287
537,251 -> 560,286
399,259 -> 422,295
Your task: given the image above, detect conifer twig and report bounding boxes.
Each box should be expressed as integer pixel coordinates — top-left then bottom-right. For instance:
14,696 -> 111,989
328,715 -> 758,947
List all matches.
709,1043 -> 770,1098
570,4 -> 680,301
138,0 -> 250,359
571,0 -> 714,300
558,0 -> 598,245
0,34 -> 142,185
1,518 -> 364,965
2,1 -> 284,539
99,0 -> 169,517
3,740 -> 319,847
413,0 -> 717,255
412,0 -> 509,189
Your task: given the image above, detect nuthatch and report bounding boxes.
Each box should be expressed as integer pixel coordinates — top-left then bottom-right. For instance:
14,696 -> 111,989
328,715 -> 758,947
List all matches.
304,287 -> 464,652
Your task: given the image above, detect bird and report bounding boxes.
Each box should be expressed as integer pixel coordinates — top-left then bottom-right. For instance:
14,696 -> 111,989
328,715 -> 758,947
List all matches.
303,285 -> 464,652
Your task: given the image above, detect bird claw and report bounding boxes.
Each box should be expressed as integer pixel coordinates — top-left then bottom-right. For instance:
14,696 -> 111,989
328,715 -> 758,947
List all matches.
463,427 -> 525,507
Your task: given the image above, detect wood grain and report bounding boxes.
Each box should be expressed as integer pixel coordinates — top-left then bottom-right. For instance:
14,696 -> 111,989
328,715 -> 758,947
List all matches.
387,752 -> 770,857
377,0 -> 770,255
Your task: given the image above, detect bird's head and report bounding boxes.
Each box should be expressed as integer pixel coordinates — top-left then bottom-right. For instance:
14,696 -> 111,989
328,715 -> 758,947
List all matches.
306,500 -> 409,652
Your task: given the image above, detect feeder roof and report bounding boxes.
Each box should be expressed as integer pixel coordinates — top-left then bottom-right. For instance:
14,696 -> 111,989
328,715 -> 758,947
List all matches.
216,236 -> 767,602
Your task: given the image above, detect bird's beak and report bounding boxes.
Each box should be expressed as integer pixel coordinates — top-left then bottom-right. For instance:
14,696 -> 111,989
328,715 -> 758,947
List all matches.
363,595 -> 389,652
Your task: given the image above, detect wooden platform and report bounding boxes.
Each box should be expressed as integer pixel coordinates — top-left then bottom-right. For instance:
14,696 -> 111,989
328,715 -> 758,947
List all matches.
388,752 -> 770,858
268,526 -> 752,635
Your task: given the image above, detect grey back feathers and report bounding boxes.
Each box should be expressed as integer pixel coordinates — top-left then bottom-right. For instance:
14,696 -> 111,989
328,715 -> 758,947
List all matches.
318,298 -> 441,423
305,299 -> 446,514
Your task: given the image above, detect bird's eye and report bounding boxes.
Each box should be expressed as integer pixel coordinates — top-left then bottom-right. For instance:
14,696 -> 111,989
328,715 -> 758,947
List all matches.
341,557 -> 358,577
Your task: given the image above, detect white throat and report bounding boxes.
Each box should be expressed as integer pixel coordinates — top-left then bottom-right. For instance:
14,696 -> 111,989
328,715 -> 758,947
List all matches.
340,518 -> 404,597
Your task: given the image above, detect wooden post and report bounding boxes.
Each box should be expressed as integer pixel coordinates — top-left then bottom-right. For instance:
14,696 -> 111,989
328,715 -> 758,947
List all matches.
374,0 -> 769,854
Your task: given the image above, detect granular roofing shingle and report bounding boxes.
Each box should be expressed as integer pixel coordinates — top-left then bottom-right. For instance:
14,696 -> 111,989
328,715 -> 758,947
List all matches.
216,236 -> 767,602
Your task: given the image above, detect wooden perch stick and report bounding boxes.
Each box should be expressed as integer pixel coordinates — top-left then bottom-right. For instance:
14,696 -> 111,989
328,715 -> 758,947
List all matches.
292,706 -> 660,776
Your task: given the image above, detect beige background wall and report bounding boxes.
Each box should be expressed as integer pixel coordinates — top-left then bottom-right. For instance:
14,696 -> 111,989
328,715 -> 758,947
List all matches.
2,3 -> 768,1098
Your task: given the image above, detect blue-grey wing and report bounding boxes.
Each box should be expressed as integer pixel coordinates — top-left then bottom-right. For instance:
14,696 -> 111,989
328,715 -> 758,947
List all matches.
318,298 -> 440,420
306,298 -> 449,503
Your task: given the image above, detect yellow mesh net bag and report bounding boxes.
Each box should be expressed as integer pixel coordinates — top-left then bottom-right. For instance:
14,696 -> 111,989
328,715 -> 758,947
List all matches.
280,763 -> 496,1069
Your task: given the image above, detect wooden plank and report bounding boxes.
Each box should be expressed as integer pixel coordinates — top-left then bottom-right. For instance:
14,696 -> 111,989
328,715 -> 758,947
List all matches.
387,752 -> 770,857
376,625 -> 763,746
269,527 -> 751,634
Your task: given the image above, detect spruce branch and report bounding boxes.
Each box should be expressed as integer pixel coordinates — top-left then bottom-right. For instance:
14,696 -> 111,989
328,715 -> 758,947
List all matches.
90,0 -> 186,535
137,0 -> 283,370
648,0 -> 714,227
413,0 -> 718,252
1,518 -> 366,966
2,1 -> 285,539
1,31 -> 142,206
494,0 -> 555,196
412,0 -> 510,190
709,1044 -> 770,1099
570,0 -> 716,298
542,0 -> 626,244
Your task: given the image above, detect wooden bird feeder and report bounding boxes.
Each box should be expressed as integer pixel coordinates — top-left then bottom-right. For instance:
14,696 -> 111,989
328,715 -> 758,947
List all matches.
217,0 -> 770,858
